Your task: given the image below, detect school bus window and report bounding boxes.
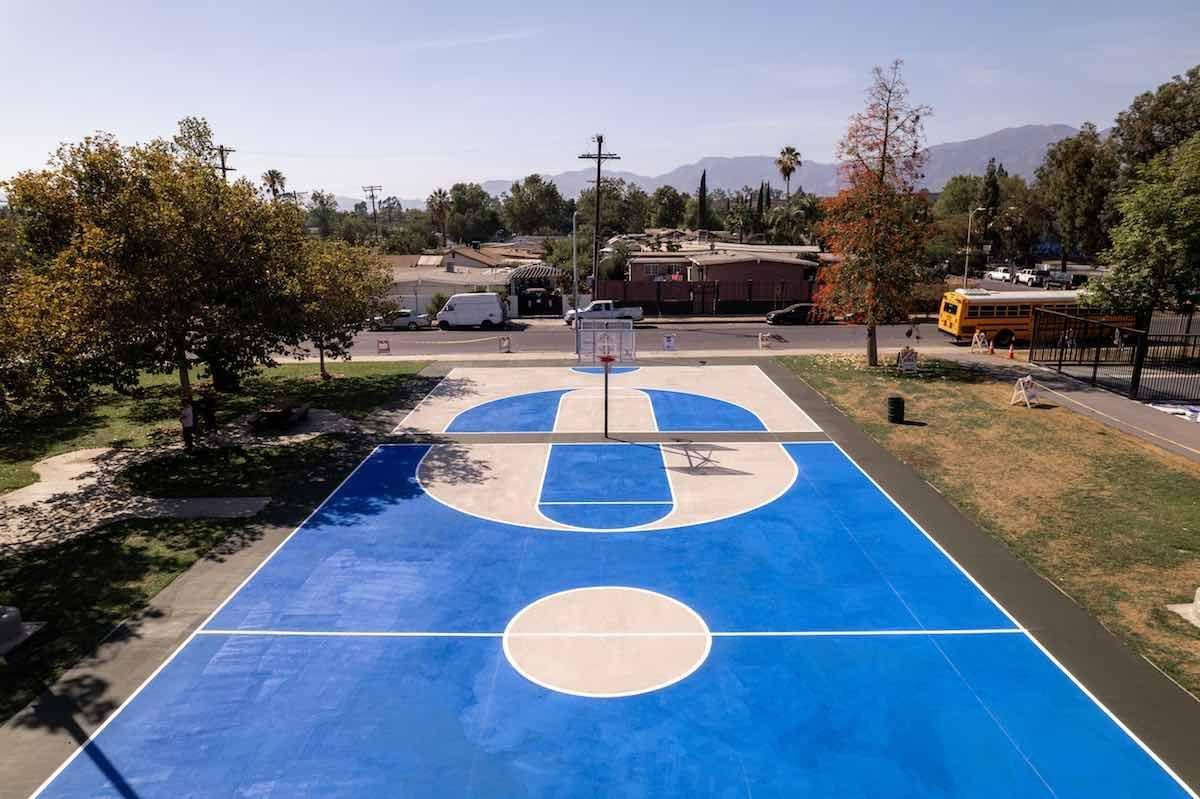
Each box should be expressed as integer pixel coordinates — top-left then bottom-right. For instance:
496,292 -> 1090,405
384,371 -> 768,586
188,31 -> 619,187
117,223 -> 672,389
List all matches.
966,306 -> 979,318
1019,305 -> 1030,315
942,301 -> 958,315
979,306 -> 995,317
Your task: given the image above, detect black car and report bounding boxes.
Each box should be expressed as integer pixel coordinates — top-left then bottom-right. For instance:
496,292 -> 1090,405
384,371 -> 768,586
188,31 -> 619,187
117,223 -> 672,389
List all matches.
765,303 -> 813,325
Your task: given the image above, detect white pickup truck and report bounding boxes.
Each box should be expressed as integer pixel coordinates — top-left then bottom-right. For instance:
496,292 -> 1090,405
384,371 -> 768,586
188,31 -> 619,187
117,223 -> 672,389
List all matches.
984,266 -> 1014,282
563,299 -> 644,326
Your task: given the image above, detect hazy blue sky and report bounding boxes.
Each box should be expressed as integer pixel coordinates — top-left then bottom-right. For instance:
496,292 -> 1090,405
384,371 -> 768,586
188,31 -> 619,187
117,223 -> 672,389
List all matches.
3,0 -> 1198,200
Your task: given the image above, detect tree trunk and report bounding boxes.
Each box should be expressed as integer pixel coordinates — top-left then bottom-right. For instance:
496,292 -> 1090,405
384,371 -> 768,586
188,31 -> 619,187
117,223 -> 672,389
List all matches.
866,324 -> 879,367
318,343 -> 330,380
209,361 -> 241,392
176,346 -> 192,399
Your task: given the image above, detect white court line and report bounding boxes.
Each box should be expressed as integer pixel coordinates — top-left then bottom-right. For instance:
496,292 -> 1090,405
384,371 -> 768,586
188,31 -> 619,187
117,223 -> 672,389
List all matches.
391,372 -> 449,433
827,439 -> 1199,799
30,447 -> 388,798
197,628 -> 1025,639
538,500 -> 673,506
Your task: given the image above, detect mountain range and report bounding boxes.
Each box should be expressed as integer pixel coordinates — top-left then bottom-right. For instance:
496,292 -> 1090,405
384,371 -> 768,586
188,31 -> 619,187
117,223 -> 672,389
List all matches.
352,124 -> 1081,211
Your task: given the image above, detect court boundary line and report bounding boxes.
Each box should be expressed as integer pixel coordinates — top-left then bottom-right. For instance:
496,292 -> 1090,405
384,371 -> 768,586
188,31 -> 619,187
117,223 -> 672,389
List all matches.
392,371 -> 451,433
30,446 -> 388,798
416,441 -> 798,534
828,440 -> 1199,799
196,628 -> 1026,638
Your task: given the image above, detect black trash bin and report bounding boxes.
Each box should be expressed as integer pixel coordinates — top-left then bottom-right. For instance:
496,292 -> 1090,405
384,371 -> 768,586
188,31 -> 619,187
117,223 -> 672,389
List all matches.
887,396 -> 905,424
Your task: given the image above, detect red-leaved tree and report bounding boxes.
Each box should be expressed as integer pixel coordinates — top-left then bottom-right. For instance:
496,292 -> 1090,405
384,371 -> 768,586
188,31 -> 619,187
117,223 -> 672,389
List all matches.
816,60 -> 932,365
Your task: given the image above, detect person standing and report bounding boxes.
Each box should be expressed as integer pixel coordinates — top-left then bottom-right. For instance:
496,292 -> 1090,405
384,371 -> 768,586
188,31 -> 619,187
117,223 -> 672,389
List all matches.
198,388 -> 217,434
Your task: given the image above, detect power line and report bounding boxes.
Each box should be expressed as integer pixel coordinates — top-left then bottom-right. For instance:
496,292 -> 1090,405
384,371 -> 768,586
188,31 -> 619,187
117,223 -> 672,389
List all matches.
578,134 -> 620,279
362,184 -> 382,236
213,145 -> 236,182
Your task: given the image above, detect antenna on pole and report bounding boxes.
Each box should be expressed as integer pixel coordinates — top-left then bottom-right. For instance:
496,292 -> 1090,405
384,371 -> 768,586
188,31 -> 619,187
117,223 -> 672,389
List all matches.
578,134 -> 620,281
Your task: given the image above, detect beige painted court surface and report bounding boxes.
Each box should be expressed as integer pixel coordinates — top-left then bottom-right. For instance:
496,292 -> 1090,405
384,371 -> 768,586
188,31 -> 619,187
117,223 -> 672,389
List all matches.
396,364 -> 821,434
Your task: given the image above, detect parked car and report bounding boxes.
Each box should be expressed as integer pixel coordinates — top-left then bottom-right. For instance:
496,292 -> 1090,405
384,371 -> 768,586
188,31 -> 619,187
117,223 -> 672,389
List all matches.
563,299 -> 644,326
369,309 -> 431,331
984,266 -> 1014,282
435,292 -> 508,330
765,303 -> 813,325
1044,269 -> 1090,289
1015,268 -> 1044,287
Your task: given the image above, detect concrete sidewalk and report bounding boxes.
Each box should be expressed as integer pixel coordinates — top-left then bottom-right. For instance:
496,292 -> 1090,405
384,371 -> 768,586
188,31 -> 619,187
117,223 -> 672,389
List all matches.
947,351 -> 1200,466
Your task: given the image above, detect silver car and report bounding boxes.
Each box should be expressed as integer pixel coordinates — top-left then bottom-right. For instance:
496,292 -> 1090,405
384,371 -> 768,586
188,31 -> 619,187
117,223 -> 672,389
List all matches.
370,309 -> 431,331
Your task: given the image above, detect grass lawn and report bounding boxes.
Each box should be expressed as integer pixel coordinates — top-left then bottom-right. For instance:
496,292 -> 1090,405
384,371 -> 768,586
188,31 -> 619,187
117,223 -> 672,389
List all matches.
0,360 -> 428,492
118,433 -> 372,499
781,354 -> 1200,697
0,517 -> 253,722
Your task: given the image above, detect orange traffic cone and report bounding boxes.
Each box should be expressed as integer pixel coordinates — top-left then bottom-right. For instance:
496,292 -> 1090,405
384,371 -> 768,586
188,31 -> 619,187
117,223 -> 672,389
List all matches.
1007,343 -> 1015,359
988,340 -> 995,355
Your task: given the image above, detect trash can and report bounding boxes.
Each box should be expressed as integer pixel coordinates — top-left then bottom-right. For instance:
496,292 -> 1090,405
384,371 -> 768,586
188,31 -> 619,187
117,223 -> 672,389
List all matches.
887,396 -> 905,424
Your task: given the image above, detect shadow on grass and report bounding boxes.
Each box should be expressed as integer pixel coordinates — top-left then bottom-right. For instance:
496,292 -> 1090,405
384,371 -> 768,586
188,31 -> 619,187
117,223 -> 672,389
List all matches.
0,517 -> 250,724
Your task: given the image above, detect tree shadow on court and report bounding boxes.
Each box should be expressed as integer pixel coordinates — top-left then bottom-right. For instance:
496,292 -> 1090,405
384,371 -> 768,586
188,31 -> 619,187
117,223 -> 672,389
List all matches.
313,442 -> 494,528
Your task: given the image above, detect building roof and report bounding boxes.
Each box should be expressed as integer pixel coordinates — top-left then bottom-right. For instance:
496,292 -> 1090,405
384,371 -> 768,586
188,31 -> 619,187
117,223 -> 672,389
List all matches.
447,246 -> 506,267
508,262 -> 561,282
416,254 -> 443,268
689,253 -> 819,268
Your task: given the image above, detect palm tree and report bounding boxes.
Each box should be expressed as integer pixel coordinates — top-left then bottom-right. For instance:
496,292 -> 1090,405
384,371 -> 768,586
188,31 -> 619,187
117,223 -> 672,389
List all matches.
775,146 -> 801,199
261,169 -> 286,200
427,188 -> 451,247
768,194 -> 823,245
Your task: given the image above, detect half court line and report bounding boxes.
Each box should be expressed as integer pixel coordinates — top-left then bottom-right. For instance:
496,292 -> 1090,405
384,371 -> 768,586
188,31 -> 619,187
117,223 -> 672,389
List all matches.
196,628 -> 1026,638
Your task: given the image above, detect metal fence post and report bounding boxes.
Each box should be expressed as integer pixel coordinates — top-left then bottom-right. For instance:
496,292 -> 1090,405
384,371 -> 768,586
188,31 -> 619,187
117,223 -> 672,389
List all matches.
1129,331 -> 1149,399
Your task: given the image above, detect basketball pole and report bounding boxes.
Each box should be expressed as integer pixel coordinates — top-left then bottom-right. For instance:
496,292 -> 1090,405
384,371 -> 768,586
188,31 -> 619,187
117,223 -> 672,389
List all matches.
600,354 -> 614,439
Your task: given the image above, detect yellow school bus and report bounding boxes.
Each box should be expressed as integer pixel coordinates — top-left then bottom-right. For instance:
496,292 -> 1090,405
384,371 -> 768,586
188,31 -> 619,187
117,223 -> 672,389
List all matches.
937,288 -> 1082,347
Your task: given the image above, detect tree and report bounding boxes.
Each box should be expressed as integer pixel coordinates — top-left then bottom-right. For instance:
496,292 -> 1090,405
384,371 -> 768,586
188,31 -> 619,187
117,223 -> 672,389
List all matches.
933,175 -> 984,217
776,146 -> 801,198
292,239 -> 393,379
576,178 -> 627,237
649,185 -> 686,228
726,193 -> 756,243
768,193 -> 823,245
1035,123 -> 1118,267
1087,132 -> 1200,316
307,190 -> 339,238
446,182 -> 502,244
503,174 -> 565,235
426,188 -> 451,247
818,59 -> 931,366
1110,66 -> 1200,168
380,196 -> 403,224
261,169 -> 286,200
3,119 -> 308,407
620,184 -> 650,234
697,170 -> 709,232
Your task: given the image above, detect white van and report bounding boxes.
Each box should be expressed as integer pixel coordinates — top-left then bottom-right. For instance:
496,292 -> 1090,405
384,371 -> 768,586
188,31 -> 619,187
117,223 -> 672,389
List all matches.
435,292 -> 507,330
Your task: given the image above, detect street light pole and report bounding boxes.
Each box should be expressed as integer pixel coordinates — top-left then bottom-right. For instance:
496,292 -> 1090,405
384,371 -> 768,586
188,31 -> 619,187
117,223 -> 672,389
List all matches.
572,210 -> 579,313
963,206 -> 986,288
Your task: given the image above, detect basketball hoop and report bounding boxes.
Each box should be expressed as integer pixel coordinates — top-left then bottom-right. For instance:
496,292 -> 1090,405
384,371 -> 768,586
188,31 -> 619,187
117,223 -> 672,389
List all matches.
599,355 -> 616,365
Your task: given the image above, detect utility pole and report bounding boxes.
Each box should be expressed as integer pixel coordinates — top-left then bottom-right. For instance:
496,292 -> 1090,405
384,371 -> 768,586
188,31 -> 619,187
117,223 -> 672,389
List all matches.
213,145 -> 237,182
362,184 -> 382,236
283,191 -> 309,209
578,134 -> 620,281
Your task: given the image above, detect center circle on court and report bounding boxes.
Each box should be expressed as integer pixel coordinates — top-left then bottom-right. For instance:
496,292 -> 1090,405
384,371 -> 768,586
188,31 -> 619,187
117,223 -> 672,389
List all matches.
502,587 -> 711,698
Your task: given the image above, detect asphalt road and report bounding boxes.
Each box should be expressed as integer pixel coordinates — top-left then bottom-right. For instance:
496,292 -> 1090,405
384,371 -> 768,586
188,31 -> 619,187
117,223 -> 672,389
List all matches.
351,320 -> 955,357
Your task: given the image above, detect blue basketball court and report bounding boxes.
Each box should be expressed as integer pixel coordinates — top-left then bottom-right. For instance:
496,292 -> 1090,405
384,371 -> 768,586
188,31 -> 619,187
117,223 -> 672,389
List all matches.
34,367 -> 1196,798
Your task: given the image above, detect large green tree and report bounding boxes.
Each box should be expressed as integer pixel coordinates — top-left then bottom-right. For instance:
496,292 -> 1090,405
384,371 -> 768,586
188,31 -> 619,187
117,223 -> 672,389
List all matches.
932,175 -> 984,218
1035,123 -> 1118,266
3,118 -> 308,405
446,182 -> 502,244
426,188 -> 451,246
1087,132 -> 1200,315
649,185 -> 686,228
1110,65 -> 1200,168
502,174 -> 565,234
292,240 -> 393,379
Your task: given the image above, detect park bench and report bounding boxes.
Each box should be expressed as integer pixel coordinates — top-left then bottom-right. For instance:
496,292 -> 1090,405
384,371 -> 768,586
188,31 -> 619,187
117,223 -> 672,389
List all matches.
0,606 -> 44,660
